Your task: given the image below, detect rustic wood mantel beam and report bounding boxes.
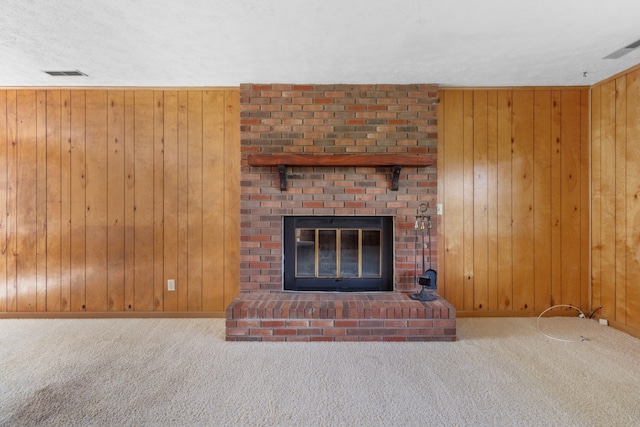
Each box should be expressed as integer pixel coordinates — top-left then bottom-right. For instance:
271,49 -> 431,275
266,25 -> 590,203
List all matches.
246,154 -> 435,191
247,154 -> 434,167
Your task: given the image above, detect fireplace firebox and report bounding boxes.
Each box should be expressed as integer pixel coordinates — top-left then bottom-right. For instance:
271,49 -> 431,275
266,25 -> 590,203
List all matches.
283,216 -> 394,292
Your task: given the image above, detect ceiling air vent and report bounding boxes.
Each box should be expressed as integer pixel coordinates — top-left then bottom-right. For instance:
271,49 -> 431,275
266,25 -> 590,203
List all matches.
604,39 -> 640,59
44,70 -> 88,76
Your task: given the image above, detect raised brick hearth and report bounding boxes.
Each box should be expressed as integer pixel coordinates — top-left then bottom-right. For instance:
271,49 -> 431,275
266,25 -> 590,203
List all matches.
228,83 -> 456,342
226,292 -> 456,342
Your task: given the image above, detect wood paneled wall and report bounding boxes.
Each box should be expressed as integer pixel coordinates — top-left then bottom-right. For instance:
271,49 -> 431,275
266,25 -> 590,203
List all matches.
592,68 -> 640,333
0,89 -> 240,315
438,88 -> 589,314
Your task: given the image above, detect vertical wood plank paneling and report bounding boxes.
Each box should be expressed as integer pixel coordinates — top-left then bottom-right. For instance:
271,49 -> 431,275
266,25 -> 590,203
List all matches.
202,90 -> 225,311
626,70 -> 640,330
163,91 -> 179,312
614,78 -> 627,323
153,91 -> 164,310
580,90 -> 590,311
472,90 -> 488,311
69,91 -> 86,311
462,91 -> 475,310
437,92 -> 446,299
5,91 -> 17,312
177,92 -> 189,311
36,90 -> 47,311
533,90 -> 552,310
600,81 -> 617,318
123,91 -> 135,311
0,91 -> 6,312
550,91 -> 563,306
0,88 -> 240,316
511,90 -> 535,311
561,90 -> 583,306
486,90 -> 499,310
84,90 -> 108,312
133,91 -> 155,311
591,86 -> 602,310
16,90 -> 38,312
223,90 -> 241,308
440,88 -> 589,315
496,91 -> 513,310
187,91 -> 204,311
442,91 -> 465,307
107,91 -> 126,311
0,85 -> 613,318
60,91 -> 72,311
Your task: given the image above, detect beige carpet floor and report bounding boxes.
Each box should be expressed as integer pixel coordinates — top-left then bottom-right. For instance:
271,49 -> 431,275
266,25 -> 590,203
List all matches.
1,316 -> 639,426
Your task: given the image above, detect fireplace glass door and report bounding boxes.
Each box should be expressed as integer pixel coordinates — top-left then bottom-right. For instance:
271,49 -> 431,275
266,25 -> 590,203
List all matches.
295,229 -> 381,279
284,216 -> 393,291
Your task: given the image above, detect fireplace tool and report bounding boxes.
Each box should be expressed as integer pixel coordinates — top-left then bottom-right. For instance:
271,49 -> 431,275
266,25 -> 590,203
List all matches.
410,205 -> 437,302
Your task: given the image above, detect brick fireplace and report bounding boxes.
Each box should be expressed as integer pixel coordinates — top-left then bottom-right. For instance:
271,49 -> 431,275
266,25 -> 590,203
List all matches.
226,84 -> 456,341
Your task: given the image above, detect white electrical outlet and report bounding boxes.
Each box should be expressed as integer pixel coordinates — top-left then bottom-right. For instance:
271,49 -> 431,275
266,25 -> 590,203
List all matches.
599,318 -> 608,326
437,203 -> 443,215
167,279 -> 176,291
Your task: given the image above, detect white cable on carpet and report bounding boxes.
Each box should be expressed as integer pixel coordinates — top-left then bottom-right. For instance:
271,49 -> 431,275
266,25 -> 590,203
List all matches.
537,304 -> 587,343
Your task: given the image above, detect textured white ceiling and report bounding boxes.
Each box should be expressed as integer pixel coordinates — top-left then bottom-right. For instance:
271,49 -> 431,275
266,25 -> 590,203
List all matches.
1,0 -> 640,87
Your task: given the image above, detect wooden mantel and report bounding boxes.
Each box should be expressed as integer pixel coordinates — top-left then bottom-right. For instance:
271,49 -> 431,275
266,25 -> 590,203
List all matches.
247,154 -> 435,191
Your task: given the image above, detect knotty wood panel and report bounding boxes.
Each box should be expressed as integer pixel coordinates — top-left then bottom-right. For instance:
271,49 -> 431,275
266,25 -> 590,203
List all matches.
45,91 -> 62,312
202,90 -> 225,311
123,91 -> 135,311
591,87 -> 602,313
187,91 -> 204,311
496,91 -> 513,311
462,92 -> 474,310
6,91 -> 17,311
441,91 -> 464,305
0,88 -> 240,315
472,90 -> 488,311
533,91 -> 552,311
134,91 -> 155,311
153,92 -> 165,311
60,91 -> 72,311
85,91 -> 108,312
69,91 -> 86,311
598,82 -> 617,319
107,90 -> 126,311
627,71 -> 640,331
36,91 -> 47,312
549,91 -> 563,308
580,91 -> 590,312
592,67 -> 640,334
223,90 -> 241,308
16,90 -> 38,312
439,88 -> 589,313
560,91 -> 584,307
176,91 -> 189,312
486,91 -> 499,311
163,91 -> 179,312
0,91 -> 6,312
511,90 -> 534,311
614,78 -> 628,324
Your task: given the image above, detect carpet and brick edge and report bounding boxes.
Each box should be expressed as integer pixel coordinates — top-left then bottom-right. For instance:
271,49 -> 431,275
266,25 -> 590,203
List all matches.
226,292 -> 456,342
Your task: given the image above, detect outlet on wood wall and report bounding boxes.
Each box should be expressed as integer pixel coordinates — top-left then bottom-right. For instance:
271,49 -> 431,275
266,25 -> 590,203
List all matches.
0,89 -> 240,315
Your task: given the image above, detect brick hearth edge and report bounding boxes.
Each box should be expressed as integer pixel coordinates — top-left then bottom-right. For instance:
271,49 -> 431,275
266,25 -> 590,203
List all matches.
226,292 -> 456,342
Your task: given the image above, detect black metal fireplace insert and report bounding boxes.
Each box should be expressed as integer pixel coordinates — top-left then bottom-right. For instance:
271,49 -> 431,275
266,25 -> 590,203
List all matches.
283,216 -> 394,292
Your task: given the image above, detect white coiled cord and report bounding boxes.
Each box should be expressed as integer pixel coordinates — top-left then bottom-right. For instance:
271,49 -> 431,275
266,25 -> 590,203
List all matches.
537,304 -> 587,343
